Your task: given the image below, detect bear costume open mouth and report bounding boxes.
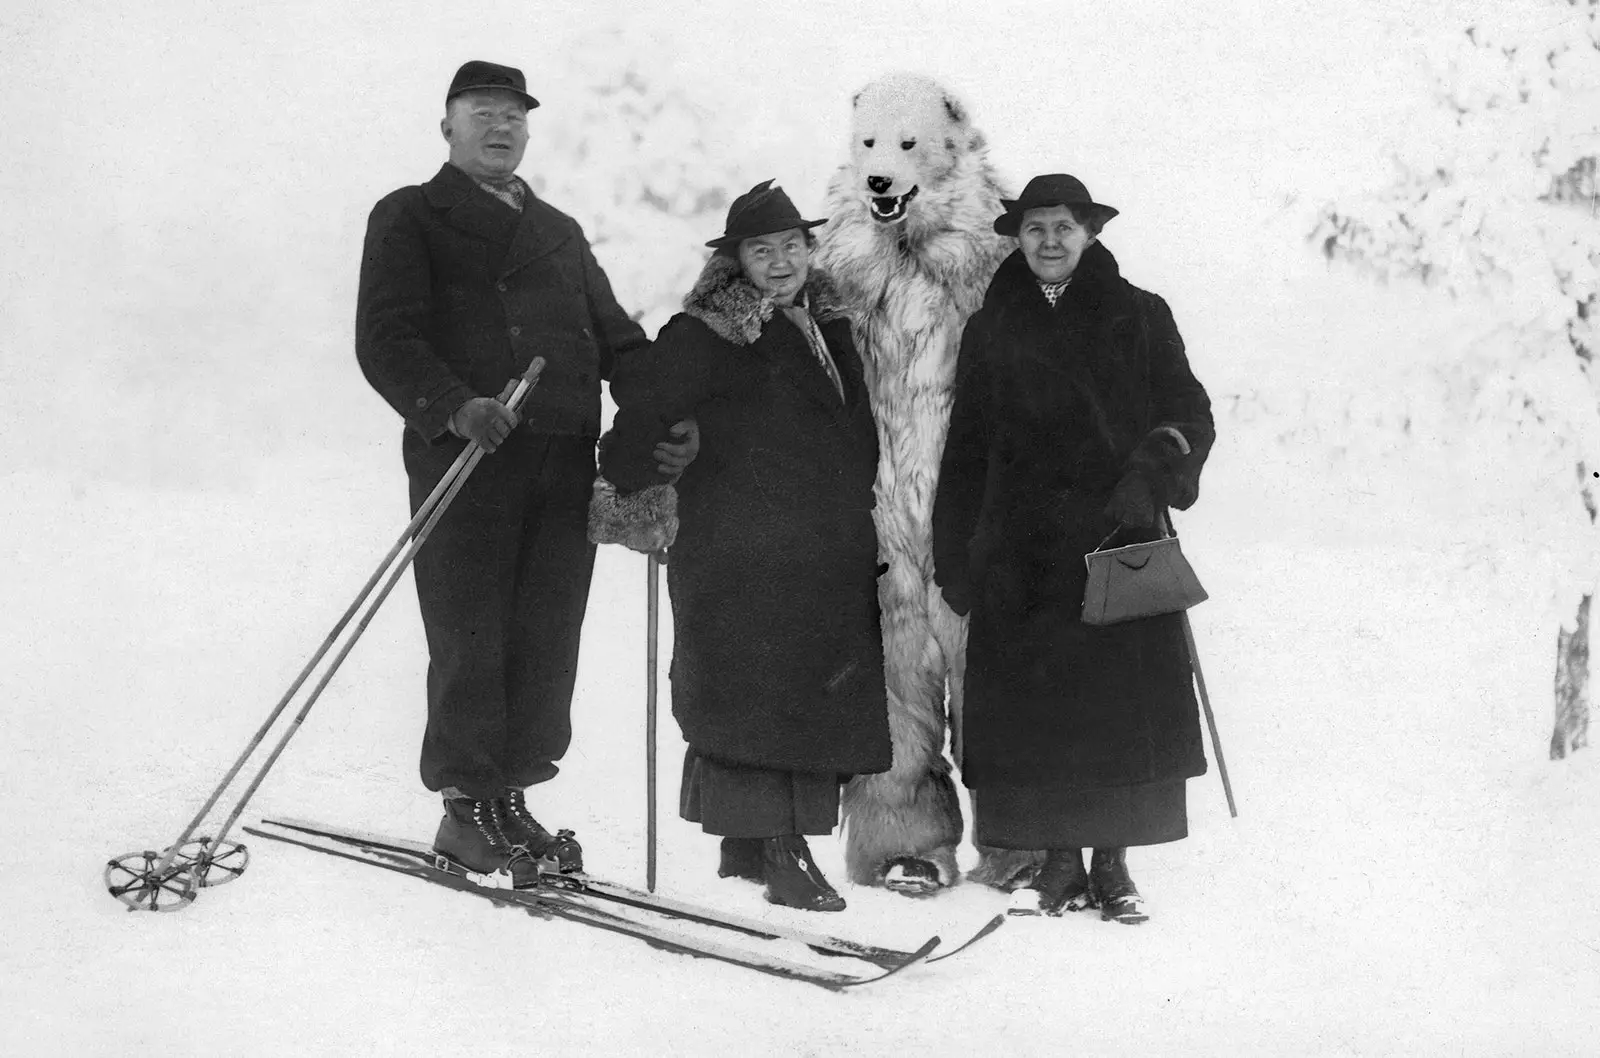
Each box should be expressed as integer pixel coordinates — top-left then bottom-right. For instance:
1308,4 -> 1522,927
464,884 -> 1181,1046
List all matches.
869,186 -> 919,222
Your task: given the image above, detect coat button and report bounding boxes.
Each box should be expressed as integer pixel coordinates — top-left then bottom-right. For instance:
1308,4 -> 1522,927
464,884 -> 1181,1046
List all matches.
414,397 -> 428,408
497,282 -> 507,292
510,325 -> 521,336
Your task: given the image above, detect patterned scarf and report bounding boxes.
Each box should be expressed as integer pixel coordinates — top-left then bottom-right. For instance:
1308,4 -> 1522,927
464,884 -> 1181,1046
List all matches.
1038,276 -> 1072,307
780,298 -> 845,401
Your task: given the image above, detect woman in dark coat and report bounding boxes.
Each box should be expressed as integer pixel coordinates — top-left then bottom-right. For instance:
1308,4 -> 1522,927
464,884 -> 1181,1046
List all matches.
597,181 -> 890,912
932,174 -> 1214,924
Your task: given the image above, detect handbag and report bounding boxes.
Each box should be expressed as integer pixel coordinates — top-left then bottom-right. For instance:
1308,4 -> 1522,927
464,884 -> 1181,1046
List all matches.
1081,513 -> 1207,626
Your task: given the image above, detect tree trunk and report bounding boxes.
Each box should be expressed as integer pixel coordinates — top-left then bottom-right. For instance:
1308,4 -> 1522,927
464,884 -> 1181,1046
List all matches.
1551,593 -> 1592,760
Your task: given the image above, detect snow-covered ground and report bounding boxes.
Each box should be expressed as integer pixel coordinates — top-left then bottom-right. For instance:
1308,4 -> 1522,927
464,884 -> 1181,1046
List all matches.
5,1 -> 1599,1054
8,412 -> 1599,1055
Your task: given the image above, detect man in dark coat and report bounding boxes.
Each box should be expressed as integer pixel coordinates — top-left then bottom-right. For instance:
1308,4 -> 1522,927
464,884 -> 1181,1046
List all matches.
932,174 -> 1214,923
597,181 -> 891,912
355,60 -> 694,880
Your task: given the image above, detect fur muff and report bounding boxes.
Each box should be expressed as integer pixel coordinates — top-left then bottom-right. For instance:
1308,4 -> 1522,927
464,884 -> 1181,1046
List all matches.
586,477 -> 677,552
815,73 -> 1043,889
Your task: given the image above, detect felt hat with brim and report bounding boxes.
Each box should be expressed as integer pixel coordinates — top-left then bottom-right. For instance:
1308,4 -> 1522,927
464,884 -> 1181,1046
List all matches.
993,174 -> 1118,236
706,180 -> 827,249
447,60 -> 540,111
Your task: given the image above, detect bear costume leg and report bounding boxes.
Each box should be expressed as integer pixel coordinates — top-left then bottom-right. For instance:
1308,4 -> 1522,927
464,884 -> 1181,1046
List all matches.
841,582 -> 962,889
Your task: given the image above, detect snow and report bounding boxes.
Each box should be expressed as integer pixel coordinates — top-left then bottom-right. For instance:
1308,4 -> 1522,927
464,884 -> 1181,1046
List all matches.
5,1 -> 1600,1054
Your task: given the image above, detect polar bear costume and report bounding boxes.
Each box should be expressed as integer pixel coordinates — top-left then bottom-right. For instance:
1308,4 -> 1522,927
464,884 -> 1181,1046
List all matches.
816,73 -> 1043,893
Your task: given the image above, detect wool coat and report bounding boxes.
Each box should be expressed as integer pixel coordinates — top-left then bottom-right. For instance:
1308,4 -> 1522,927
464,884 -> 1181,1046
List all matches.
931,242 -> 1215,790
601,256 -> 892,777
356,162 -> 648,440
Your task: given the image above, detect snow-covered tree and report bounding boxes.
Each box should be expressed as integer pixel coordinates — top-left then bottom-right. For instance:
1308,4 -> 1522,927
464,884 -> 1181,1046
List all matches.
1311,0 -> 1600,757
521,27 -> 747,333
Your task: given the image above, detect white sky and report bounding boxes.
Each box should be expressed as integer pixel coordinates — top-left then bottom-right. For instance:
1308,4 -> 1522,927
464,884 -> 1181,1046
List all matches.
0,0 -> 1528,484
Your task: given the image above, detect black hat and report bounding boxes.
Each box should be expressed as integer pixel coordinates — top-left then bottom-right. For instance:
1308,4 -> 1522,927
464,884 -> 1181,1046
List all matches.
993,174 -> 1118,236
705,180 -> 827,249
447,60 -> 539,111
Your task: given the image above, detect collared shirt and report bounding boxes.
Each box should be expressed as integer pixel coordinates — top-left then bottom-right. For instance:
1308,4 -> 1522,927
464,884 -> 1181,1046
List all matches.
779,297 -> 845,401
1038,276 -> 1071,307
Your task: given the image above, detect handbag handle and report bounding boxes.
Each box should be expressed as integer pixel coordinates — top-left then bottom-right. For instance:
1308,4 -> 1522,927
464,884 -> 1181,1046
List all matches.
1093,508 -> 1176,554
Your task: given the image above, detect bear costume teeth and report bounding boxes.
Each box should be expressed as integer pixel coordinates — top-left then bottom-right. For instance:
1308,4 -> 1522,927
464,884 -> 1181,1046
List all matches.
869,186 -> 920,223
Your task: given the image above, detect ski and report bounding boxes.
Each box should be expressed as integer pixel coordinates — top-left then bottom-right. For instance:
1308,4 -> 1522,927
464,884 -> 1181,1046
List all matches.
259,816 -> 922,968
926,913 -> 1006,963
244,820 -> 937,992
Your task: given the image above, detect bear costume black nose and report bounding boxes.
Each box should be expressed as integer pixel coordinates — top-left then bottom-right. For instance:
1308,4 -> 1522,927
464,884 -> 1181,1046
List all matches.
867,175 -> 892,195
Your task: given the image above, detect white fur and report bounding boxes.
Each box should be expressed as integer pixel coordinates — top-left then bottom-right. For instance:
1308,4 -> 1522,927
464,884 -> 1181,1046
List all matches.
817,73 -> 1042,889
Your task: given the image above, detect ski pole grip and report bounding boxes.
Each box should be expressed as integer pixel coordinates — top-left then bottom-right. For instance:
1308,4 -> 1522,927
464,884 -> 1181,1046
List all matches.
495,358 -> 546,404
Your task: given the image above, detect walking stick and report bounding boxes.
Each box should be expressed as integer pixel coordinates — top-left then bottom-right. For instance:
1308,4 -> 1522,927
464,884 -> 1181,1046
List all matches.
646,551 -> 660,892
1181,613 -> 1237,818
105,358 -> 546,911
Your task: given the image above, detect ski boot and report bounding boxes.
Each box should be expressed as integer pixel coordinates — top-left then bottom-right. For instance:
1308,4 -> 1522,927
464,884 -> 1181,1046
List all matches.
763,835 -> 846,912
717,837 -> 764,883
1010,848 -> 1095,917
498,788 -> 583,876
432,795 -> 541,889
1089,847 -> 1148,925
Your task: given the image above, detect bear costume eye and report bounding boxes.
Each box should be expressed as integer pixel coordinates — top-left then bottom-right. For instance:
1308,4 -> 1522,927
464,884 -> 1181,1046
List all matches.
863,138 -> 875,148
901,139 -> 916,150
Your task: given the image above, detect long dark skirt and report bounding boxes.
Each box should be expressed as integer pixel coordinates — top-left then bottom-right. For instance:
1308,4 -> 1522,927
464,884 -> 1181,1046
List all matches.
974,778 -> 1188,850
679,747 -> 840,838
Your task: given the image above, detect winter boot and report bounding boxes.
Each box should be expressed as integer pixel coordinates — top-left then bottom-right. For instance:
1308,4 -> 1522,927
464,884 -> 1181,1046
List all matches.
432,796 -> 540,888
762,835 -> 846,912
717,837 -> 764,883
1010,848 -> 1094,917
497,788 -> 584,875
1089,847 -> 1148,925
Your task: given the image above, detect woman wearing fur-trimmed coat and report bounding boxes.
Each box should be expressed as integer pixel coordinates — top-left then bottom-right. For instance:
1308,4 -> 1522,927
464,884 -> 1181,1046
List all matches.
598,181 -> 890,912
932,174 -> 1214,924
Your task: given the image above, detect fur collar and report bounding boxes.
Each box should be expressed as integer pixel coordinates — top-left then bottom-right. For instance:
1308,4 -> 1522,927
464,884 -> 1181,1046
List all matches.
682,255 -> 849,347
986,240 -> 1126,315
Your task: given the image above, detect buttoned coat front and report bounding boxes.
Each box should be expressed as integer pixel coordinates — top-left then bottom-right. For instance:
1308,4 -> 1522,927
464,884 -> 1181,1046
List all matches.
356,162 -> 647,439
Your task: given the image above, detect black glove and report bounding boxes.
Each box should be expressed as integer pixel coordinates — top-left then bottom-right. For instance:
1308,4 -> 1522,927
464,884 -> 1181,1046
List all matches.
1103,470 -> 1157,529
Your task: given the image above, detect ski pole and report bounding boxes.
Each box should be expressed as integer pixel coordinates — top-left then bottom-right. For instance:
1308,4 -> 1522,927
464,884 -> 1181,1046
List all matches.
196,358 -> 548,862
132,386 -> 495,885
646,550 -> 660,892
1181,612 -> 1237,818
107,358 -> 545,909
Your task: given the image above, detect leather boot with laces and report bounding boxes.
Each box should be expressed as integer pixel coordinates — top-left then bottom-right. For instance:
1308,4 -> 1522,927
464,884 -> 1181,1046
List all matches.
1089,847 -> 1148,925
497,788 -> 583,874
432,796 -> 520,877
762,835 -> 846,912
